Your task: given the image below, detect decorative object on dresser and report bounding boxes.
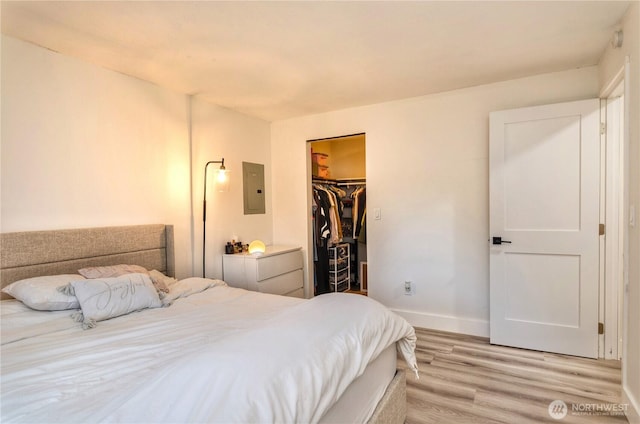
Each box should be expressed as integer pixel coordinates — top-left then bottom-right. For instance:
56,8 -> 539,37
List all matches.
222,245 -> 304,297
202,157 -> 228,277
248,239 -> 266,254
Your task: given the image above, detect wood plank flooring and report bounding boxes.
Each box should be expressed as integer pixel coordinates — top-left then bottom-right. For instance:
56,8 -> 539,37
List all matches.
397,327 -> 628,424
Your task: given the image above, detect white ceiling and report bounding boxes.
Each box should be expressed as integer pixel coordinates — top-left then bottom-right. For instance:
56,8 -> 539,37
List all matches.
1,1 -> 632,122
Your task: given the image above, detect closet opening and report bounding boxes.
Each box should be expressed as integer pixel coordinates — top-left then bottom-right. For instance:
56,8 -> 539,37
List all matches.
309,133 -> 367,297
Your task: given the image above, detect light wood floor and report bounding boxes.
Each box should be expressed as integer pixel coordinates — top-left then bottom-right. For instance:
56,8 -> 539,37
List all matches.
397,327 -> 628,424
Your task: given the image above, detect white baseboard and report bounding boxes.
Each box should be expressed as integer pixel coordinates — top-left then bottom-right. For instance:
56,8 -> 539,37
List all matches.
623,385 -> 640,424
392,308 -> 489,338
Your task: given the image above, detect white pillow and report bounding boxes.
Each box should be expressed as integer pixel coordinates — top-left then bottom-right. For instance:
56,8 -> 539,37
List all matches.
69,273 -> 161,329
1,275 -> 84,310
162,277 -> 227,306
78,264 -> 148,279
148,269 -> 176,294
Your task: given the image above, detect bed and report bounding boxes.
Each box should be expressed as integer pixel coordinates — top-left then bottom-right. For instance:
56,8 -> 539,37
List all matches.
0,224 -> 417,423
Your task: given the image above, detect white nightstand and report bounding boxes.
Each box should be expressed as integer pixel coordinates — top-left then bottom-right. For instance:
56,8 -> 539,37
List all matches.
222,245 -> 304,298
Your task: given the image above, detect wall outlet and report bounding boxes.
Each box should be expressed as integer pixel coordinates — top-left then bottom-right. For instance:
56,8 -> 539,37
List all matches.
404,281 -> 414,296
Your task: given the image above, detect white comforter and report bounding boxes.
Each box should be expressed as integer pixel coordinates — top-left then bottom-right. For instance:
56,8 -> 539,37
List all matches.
1,279 -> 417,423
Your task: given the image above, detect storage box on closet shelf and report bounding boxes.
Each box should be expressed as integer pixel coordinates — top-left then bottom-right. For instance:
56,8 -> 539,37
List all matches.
312,153 -> 330,179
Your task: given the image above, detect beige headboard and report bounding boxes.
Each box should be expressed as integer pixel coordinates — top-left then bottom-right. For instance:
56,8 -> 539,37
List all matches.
0,224 -> 174,300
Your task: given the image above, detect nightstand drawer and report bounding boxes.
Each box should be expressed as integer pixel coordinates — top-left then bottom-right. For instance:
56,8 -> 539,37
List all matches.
256,270 -> 303,295
256,250 -> 302,281
222,245 -> 303,297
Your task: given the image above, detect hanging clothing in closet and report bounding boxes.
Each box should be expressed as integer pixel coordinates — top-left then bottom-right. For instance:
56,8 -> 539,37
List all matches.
312,183 -> 347,294
312,187 -> 330,295
313,184 -> 345,245
351,187 -> 366,243
312,182 -> 366,295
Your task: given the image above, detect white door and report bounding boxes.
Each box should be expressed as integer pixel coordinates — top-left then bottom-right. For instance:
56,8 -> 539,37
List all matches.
489,99 -> 600,358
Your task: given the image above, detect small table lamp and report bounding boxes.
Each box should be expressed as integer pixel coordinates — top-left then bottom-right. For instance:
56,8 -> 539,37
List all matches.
248,240 -> 266,254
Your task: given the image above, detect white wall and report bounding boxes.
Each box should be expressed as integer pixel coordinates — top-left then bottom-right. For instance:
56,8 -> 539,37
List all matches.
271,67 -> 599,335
599,3 -> 640,422
1,35 -> 193,276
1,36 -> 274,281
190,96 -> 272,279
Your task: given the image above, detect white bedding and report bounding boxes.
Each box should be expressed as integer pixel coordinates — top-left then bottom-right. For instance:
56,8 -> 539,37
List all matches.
1,279 -> 417,423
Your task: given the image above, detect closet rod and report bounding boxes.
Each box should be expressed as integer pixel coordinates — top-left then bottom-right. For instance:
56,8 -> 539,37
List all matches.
312,177 -> 366,186
336,180 -> 366,187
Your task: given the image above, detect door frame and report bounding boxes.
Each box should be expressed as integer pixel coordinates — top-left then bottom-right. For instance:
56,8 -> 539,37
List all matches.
599,62 -> 628,360
306,133 -> 367,298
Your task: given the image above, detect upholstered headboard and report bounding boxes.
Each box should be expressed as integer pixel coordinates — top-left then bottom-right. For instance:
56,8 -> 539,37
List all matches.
0,224 -> 174,300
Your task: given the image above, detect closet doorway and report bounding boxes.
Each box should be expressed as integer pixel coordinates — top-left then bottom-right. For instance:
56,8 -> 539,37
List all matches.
309,133 -> 367,297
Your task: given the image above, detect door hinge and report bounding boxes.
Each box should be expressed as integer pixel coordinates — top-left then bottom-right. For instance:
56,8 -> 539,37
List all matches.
600,122 -> 606,135
599,223 -> 605,236
598,322 -> 604,335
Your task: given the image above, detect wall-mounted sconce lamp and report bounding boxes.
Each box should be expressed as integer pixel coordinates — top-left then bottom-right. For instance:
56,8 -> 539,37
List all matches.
203,158 -> 229,277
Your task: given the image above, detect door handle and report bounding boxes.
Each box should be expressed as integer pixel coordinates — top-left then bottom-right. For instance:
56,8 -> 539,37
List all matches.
492,237 -> 512,245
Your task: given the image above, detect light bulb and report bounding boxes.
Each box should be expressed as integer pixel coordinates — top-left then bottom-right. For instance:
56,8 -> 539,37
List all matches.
215,168 -> 229,192
216,169 -> 227,183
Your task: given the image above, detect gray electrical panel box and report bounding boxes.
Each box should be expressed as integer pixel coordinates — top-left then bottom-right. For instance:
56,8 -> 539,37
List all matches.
242,162 -> 265,215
